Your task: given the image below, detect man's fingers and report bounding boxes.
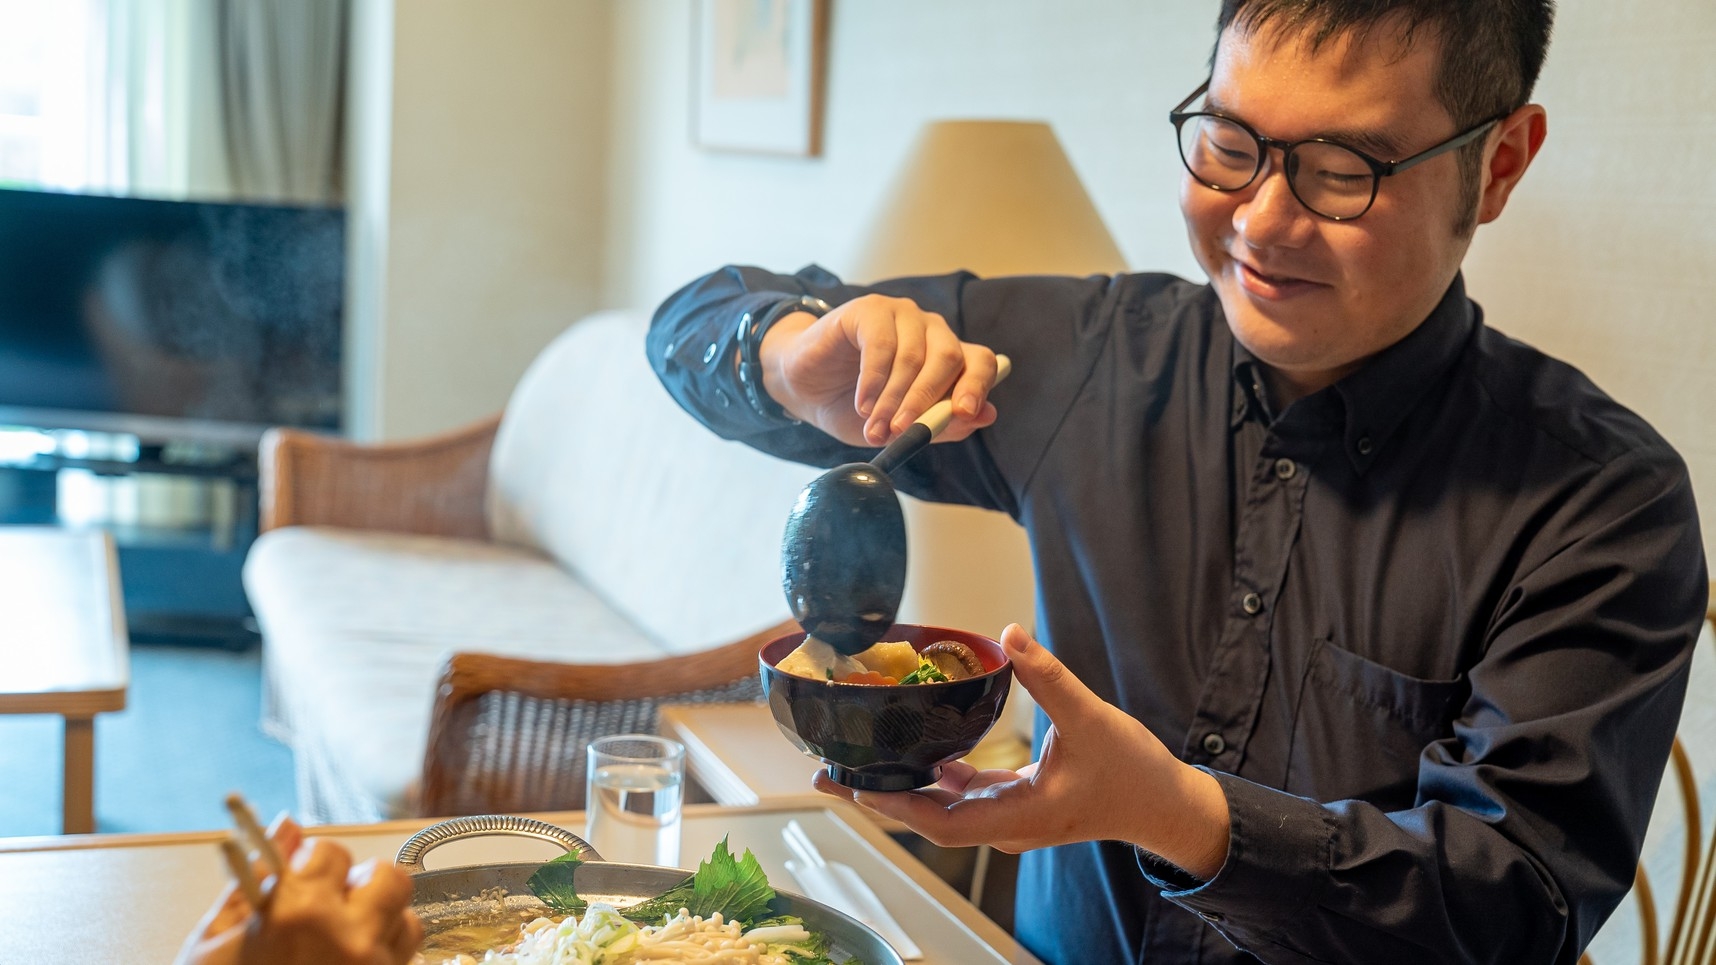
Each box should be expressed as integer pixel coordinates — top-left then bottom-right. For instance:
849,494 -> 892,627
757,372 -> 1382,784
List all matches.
349,859 -> 415,919
845,303 -> 901,427
289,836 -> 352,884
951,345 -> 1000,419
266,813 -> 305,862
888,323 -> 967,434
201,880 -> 253,936
935,759 -> 979,791
853,790 -> 1020,848
870,317 -> 929,441
1001,624 -> 1102,728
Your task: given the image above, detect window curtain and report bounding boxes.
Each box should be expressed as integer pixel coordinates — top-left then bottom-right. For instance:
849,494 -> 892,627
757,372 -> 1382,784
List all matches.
48,0 -> 346,204
25,0 -> 204,196
217,0 -> 347,205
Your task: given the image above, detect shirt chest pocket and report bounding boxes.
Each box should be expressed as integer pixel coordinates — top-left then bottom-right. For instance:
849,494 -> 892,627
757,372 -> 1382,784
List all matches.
1285,637 -> 1466,810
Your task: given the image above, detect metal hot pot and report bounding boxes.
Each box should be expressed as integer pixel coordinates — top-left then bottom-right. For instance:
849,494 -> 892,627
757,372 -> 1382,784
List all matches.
396,814 -> 903,964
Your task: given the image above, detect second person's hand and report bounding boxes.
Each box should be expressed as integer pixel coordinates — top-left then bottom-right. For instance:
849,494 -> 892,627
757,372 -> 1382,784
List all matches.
758,293 -> 1003,447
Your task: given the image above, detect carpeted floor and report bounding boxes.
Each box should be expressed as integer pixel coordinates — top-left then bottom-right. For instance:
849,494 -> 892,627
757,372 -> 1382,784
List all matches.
0,641 -> 296,838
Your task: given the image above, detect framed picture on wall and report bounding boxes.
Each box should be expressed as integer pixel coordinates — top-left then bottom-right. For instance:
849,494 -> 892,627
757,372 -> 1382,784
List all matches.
693,0 -> 829,156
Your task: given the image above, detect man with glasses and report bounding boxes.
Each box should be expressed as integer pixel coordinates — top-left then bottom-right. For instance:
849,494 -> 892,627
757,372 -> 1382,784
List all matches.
648,1 -> 1705,962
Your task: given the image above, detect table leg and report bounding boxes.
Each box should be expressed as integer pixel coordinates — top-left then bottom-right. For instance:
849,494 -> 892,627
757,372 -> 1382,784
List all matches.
63,716 -> 96,834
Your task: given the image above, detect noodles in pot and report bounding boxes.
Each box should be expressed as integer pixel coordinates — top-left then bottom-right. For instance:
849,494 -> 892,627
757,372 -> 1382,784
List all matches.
417,904 -> 823,965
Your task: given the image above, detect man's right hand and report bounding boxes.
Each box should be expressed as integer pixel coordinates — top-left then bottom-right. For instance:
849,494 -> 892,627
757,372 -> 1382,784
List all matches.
758,294 -> 1003,447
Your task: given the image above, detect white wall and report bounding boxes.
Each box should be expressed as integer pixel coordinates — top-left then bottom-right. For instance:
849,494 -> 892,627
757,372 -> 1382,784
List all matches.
601,0 -> 1716,565
602,0 -> 1210,308
346,0 -> 611,441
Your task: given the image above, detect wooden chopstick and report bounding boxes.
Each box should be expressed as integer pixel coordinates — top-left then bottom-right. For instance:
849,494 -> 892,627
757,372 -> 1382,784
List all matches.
224,792 -> 284,877
219,835 -> 269,910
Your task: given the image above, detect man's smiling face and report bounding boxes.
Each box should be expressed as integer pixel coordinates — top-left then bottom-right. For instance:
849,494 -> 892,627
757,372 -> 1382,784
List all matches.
1181,20 -> 1481,400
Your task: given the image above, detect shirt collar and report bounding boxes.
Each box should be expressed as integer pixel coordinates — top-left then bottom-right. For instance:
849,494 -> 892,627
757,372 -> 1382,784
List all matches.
1332,273 -> 1476,473
1227,273 -> 1477,472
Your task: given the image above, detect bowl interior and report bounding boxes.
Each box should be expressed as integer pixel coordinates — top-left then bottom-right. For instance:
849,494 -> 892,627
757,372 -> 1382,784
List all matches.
759,624 -> 1008,681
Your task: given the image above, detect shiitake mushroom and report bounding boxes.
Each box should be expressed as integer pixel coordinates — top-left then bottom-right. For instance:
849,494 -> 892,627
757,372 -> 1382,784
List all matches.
920,640 -> 984,680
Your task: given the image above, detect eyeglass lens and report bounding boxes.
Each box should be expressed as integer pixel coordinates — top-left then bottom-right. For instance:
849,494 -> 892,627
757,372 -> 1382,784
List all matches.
1177,115 -> 1377,220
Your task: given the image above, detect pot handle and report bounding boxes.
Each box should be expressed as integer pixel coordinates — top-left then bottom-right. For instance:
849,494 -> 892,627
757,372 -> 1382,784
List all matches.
395,814 -> 602,874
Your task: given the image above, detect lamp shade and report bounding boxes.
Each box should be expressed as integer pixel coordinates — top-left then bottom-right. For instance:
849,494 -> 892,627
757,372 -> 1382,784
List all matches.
851,120 -> 1126,282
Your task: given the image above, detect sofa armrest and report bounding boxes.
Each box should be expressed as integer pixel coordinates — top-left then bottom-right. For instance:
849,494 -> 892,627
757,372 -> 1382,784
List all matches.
417,618 -> 797,817
258,415 -> 501,538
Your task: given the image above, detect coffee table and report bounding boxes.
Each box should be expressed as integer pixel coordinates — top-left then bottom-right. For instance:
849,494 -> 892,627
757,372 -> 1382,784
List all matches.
0,797 -> 1043,964
0,526 -> 129,833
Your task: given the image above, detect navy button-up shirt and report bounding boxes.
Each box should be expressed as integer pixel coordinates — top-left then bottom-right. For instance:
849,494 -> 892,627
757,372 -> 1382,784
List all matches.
648,265 -> 1707,965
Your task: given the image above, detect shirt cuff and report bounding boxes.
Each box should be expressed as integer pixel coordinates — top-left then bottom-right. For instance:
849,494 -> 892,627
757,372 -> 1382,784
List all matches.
1137,768 -> 1334,949
657,291 -> 803,438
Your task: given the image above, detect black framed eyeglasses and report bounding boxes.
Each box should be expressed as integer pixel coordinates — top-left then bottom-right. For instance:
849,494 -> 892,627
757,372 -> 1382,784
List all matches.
1168,80 -> 1506,221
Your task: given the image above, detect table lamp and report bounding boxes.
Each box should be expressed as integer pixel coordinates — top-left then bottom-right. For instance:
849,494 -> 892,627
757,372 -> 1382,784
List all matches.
849,120 -> 1127,764
851,119 -> 1127,280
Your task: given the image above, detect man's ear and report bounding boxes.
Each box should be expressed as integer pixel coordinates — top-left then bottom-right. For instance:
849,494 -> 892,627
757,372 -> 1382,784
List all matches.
1476,104 -> 1547,226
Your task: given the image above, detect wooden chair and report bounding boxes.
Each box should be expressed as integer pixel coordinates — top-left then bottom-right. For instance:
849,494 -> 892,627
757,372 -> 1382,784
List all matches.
415,619 -> 792,816
1584,587 -> 1716,965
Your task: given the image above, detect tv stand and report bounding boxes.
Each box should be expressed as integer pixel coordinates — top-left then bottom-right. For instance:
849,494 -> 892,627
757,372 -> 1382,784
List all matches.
0,427 -> 263,649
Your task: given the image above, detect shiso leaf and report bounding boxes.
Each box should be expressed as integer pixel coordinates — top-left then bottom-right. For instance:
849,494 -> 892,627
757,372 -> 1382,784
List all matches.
620,836 -> 775,926
526,851 -> 587,914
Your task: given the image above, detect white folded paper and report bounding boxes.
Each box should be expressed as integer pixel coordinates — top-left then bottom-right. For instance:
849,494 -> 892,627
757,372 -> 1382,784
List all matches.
781,819 -> 923,960
785,858 -> 924,960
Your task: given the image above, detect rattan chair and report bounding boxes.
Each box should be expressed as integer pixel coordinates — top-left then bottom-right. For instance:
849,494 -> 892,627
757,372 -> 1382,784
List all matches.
416,619 -> 791,816
260,416 -> 501,539
1583,586 -> 1716,965
256,420 -> 793,818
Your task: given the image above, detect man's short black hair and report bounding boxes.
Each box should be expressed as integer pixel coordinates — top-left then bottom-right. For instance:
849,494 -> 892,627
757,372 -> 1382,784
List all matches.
1215,0 -> 1554,233
1216,0 -> 1554,127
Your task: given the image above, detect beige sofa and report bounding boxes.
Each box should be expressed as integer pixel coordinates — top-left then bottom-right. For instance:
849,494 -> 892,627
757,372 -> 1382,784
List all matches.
243,309 -> 818,823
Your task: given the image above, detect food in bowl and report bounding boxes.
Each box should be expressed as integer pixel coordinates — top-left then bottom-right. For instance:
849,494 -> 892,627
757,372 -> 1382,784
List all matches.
760,625 -> 1013,791
776,635 -> 985,685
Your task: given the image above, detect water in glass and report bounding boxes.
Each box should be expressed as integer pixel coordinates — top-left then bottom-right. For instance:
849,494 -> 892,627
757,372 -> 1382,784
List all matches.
584,741 -> 684,866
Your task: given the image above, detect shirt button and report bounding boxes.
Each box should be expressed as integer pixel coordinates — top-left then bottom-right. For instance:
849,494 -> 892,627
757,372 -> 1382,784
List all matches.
1274,458 -> 1296,480
703,342 -> 719,364
1199,911 -> 1224,924
1241,592 -> 1262,615
1356,436 -> 1374,456
1202,732 -> 1227,755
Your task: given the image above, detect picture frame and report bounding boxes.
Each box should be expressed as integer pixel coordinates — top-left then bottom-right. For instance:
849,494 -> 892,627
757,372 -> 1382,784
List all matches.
692,0 -> 829,157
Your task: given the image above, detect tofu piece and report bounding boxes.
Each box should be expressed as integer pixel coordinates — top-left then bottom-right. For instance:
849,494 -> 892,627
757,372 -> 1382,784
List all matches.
775,636 -> 865,681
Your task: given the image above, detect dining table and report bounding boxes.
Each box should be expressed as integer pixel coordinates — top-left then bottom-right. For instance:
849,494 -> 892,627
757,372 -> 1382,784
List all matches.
0,795 -> 1043,965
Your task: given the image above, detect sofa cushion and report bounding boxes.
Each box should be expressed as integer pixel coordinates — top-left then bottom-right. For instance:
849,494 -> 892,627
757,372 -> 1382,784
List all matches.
486,309 -> 818,655
245,525 -> 672,816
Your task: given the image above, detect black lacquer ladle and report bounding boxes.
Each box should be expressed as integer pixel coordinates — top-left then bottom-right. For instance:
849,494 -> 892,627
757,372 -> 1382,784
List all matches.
780,355 -> 1013,656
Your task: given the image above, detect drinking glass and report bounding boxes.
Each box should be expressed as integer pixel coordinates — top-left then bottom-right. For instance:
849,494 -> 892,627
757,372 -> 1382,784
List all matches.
584,734 -> 686,866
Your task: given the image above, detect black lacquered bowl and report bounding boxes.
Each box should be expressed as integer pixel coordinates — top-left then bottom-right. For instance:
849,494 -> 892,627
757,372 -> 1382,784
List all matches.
759,625 -> 1013,792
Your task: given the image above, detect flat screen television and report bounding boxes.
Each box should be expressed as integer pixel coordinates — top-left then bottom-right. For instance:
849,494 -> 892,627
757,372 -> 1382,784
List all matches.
0,186 -> 344,446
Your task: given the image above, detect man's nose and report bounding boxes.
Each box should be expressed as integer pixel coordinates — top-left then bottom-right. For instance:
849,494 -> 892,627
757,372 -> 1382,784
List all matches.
1234,154 -> 1314,248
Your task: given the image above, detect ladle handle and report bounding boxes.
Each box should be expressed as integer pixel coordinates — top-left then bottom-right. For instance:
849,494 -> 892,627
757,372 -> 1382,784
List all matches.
871,354 -> 1011,474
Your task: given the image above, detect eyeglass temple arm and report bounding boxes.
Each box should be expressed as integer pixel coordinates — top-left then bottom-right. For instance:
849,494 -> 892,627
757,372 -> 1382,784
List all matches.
1384,113 -> 1509,176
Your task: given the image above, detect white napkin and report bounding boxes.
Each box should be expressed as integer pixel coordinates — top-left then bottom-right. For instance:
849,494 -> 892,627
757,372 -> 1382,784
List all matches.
785,857 -> 925,960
